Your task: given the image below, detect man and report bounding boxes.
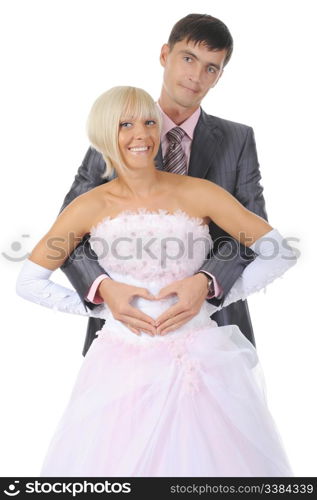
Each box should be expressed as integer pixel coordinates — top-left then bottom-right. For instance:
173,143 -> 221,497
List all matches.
60,13 -> 267,356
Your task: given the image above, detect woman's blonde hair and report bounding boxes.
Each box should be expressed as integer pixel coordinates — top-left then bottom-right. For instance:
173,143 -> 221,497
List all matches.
86,86 -> 162,179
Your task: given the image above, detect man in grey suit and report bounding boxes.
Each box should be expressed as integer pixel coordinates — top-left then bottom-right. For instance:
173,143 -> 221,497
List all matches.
60,13 -> 267,356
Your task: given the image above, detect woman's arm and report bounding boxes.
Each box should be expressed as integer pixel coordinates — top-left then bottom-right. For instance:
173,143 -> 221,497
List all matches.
196,125 -> 268,305
197,179 -> 297,308
16,192 -> 108,319
29,190 -> 101,270
200,178 -> 273,246
219,228 -> 297,310
59,148 -> 110,309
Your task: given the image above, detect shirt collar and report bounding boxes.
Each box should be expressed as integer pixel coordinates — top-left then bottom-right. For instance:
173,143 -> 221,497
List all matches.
156,102 -> 201,140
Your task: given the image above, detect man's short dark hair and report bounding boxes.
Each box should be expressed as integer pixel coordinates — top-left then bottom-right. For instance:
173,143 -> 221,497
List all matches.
168,13 -> 233,66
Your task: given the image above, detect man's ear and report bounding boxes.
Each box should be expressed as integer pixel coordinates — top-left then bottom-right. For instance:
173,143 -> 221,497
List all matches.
211,69 -> 224,88
159,43 -> 170,68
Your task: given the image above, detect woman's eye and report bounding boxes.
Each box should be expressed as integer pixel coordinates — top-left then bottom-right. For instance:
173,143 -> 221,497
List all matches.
146,120 -> 156,126
120,122 -> 132,128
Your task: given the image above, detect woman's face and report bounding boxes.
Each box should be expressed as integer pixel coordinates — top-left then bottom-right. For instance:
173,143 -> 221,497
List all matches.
118,115 -> 160,171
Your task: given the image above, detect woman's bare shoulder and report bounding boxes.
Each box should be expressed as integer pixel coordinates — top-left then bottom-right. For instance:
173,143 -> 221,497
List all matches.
60,184 -> 108,224
83,180 -> 115,200
174,175 -> 230,222
178,175 -> 219,195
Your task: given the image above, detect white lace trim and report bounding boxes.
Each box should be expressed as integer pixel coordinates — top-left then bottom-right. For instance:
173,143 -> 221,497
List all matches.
90,207 -> 209,234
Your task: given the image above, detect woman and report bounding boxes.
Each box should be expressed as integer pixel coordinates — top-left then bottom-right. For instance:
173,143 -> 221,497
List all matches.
16,86 -> 297,477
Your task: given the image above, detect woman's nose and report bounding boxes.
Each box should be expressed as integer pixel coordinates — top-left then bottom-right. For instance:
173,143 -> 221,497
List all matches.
134,124 -> 148,139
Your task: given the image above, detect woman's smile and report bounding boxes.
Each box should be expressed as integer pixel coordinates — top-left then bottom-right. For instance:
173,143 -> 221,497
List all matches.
127,145 -> 152,155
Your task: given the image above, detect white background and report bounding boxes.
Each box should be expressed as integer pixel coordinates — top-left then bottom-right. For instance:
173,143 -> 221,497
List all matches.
0,0 -> 316,477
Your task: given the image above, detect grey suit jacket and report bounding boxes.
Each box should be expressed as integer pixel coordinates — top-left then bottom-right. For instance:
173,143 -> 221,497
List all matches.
60,108 -> 268,355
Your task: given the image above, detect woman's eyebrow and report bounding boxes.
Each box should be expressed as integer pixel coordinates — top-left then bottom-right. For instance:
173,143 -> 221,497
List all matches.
120,116 -> 134,121
179,50 -> 221,70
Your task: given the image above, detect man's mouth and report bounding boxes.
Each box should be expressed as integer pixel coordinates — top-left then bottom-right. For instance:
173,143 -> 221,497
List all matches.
180,84 -> 199,94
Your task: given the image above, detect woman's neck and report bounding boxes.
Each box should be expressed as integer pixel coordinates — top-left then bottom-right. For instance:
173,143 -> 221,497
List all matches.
114,168 -> 164,200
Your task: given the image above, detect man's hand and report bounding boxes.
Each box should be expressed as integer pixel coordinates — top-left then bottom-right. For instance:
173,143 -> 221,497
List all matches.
97,279 -> 157,336
154,273 -> 209,335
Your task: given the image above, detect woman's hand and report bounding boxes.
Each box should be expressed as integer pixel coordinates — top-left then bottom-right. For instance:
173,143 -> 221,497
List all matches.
152,273 -> 209,335
97,279 -> 158,336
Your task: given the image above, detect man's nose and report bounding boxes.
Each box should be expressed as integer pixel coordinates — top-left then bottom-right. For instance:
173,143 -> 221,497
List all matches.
188,65 -> 203,83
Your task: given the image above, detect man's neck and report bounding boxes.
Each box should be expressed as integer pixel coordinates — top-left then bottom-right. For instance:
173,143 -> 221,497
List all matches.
158,95 -> 200,125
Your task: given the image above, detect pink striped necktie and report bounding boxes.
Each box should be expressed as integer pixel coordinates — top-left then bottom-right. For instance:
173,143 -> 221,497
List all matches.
163,127 -> 187,175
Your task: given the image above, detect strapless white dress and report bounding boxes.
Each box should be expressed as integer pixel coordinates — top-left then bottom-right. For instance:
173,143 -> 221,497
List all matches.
40,209 -> 293,477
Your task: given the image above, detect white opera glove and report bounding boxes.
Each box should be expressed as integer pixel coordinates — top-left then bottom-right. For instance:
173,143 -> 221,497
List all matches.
216,228 -> 297,312
16,258 -> 108,319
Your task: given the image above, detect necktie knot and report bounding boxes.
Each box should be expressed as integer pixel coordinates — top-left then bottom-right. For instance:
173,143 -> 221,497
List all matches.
166,127 -> 185,146
163,126 -> 187,175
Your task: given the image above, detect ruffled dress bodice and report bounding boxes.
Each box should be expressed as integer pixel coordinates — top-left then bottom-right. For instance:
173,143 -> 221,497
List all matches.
90,208 -> 212,285
89,208 -> 218,342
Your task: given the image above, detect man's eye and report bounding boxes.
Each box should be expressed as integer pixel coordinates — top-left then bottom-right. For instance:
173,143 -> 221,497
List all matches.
208,66 -> 216,73
183,56 -> 192,62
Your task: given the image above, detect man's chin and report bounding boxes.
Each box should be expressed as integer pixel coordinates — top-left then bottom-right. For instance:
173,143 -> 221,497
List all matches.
175,97 -> 200,109
176,85 -> 202,105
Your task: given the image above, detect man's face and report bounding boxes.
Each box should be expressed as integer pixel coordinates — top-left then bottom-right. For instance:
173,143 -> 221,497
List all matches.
160,39 -> 227,109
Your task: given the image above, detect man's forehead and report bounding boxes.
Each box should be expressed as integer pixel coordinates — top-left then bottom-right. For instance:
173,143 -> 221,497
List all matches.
173,39 -> 226,56
171,39 -> 227,67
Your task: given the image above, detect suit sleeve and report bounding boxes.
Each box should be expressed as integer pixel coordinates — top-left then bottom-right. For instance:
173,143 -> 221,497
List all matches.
234,126 -> 268,220
197,126 -> 268,306
59,147 -> 110,311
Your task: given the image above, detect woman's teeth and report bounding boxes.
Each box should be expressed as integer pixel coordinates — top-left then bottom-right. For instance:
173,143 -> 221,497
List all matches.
129,147 -> 149,152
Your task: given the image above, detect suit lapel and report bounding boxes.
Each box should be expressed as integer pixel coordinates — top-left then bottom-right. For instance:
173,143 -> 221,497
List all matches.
188,109 -> 224,179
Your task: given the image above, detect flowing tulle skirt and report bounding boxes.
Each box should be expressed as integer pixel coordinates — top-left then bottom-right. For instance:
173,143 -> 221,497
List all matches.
40,316 -> 293,477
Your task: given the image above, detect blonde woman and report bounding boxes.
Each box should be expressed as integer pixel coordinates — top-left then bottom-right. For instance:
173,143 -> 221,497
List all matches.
16,86 -> 296,477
